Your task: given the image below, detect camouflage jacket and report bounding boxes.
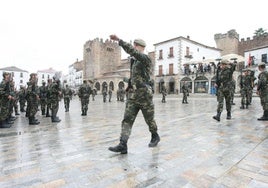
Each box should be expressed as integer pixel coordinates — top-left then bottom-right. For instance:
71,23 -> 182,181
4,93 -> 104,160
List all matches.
216,63 -> 236,88
78,84 -> 91,98
119,40 -> 152,89
257,70 -> 268,91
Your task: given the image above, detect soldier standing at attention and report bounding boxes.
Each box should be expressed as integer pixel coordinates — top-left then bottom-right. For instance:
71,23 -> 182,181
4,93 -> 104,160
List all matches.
108,35 -> 160,154
62,84 -> 72,112
0,72 -> 14,128
49,76 -> 62,123
78,80 -> 91,116
256,62 -> 268,120
240,69 -> 251,109
26,73 -> 40,125
39,81 -> 48,115
46,78 -> 52,117
18,86 -> 27,112
213,60 -> 236,121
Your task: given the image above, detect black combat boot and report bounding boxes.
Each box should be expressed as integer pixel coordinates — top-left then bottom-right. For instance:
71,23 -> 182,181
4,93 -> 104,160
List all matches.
257,110 -> 268,121
148,132 -> 160,147
213,112 -> 221,122
108,136 -> 128,154
29,117 -> 40,125
0,120 -> 12,128
240,104 -> 245,109
46,108 -> 51,117
51,116 -> 61,123
226,111 -> 231,120
81,110 -> 85,116
42,109 -> 46,115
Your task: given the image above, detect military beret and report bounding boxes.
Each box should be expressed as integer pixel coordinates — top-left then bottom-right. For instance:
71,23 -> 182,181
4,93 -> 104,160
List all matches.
258,62 -> 266,66
134,38 -> 146,47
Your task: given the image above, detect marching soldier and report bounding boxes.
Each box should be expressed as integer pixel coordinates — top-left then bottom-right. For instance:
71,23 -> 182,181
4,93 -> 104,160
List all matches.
62,84 -> 73,112
108,35 -> 160,154
78,80 -> 91,116
182,82 -> 189,104
18,86 -> 27,112
240,69 -> 251,109
46,78 -> 52,117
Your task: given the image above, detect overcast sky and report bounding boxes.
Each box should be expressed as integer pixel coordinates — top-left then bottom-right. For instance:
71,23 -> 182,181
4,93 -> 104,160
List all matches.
0,0 -> 267,74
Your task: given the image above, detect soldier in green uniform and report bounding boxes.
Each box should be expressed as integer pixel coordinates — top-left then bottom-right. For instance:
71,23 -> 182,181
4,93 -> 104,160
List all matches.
78,80 -> 91,116
49,76 -> 62,122
0,72 -> 14,128
256,62 -> 268,120
240,69 -> 251,109
161,84 -> 167,103
109,35 -> 160,154
230,78 -> 236,105
26,73 -> 40,125
19,86 -> 27,112
46,78 -> 52,117
39,81 -> 48,115
62,84 -> 73,112
181,82 -> 189,104
213,60 -> 236,121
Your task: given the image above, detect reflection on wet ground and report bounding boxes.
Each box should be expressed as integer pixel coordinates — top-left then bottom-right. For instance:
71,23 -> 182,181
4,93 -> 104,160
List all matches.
0,95 -> 267,187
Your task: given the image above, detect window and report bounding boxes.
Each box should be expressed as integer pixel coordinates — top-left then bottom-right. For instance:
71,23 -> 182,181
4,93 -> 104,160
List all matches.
107,47 -> 114,52
20,72 -> 23,78
262,54 -> 267,63
159,65 -> 163,76
159,50 -> 163,59
42,74 -> 44,79
186,47 -> 189,56
168,47 -> 174,57
169,64 -> 174,75
20,80 -> 23,84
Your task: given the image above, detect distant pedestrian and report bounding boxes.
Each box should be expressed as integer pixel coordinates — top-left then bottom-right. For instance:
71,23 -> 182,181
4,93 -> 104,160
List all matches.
182,82 -> 189,104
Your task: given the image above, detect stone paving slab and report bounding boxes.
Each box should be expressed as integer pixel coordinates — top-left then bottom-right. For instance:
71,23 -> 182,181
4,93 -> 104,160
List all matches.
0,94 -> 267,188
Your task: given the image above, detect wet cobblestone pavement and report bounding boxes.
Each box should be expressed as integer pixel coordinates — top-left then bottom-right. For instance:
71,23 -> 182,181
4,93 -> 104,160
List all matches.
0,94 -> 267,188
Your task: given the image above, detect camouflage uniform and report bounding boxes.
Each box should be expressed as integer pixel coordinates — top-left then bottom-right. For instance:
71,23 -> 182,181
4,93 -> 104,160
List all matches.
46,79 -> 52,117
78,81 -> 91,116
108,88 -> 112,102
62,85 -> 73,112
213,60 -> 236,121
181,83 -> 188,104
102,86 -> 107,103
18,86 -> 27,112
25,73 -> 40,125
39,82 -> 48,115
230,79 -> 236,105
48,77 -> 62,122
0,72 -> 13,128
108,36 -> 160,154
240,70 -> 252,109
161,85 -> 167,103
257,62 -> 268,120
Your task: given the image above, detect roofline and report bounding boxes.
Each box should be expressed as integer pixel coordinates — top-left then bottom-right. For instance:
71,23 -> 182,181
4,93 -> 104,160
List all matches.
244,45 -> 268,52
154,36 -> 221,51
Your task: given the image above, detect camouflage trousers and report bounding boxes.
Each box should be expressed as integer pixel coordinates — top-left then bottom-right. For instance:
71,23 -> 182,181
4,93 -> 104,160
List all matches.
259,89 -> 268,111
0,99 -> 10,121
64,98 -> 70,109
216,87 -> 232,113
241,88 -> 250,105
120,87 -> 158,137
80,98 -> 89,111
40,99 -> 47,113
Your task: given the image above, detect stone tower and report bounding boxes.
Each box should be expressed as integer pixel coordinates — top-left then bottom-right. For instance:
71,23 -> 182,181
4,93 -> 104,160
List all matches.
83,38 -> 121,80
214,29 -> 240,56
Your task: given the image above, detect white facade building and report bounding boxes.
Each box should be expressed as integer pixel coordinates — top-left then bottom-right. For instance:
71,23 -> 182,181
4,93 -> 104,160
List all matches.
67,60 -> 83,88
37,68 -> 62,86
0,66 -> 29,89
154,36 -> 221,94
244,45 -> 268,66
